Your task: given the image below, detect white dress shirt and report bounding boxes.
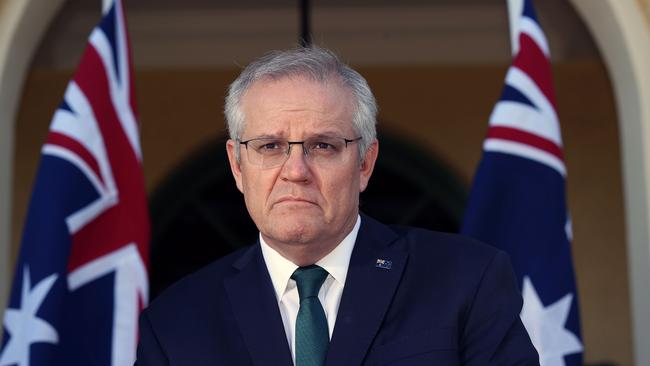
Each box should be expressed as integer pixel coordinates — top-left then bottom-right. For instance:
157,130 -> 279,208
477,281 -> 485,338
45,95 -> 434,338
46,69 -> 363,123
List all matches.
260,215 -> 360,364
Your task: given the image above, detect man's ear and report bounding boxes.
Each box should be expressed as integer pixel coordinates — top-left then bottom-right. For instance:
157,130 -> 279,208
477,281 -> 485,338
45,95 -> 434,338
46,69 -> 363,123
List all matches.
226,139 -> 244,193
359,139 -> 379,193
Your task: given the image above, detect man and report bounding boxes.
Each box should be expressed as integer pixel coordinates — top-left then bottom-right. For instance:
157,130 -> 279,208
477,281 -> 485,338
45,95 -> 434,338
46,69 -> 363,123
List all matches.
135,47 -> 539,366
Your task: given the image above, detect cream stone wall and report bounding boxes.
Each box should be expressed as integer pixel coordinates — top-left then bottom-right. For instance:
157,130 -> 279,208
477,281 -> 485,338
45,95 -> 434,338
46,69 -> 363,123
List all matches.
0,0 -> 66,320
570,1 -> 650,365
639,0 -> 650,25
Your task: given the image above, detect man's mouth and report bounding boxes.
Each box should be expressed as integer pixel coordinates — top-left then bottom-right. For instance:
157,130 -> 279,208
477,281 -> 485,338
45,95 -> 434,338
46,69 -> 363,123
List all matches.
274,196 -> 317,207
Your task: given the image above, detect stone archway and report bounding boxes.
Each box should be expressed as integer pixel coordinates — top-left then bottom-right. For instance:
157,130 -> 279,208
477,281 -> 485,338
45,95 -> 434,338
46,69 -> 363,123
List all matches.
0,0 -> 66,317
570,1 -> 650,364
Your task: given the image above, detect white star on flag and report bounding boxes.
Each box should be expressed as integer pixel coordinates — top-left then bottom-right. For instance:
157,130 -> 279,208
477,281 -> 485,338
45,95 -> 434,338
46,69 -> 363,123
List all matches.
520,276 -> 583,366
0,266 -> 59,366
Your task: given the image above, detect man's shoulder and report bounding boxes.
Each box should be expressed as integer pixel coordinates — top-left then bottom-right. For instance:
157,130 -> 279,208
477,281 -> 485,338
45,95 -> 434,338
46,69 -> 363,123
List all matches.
392,225 -> 497,257
145,244 -> 256,316
361,214 -> 500,262
361,215 -> 505,277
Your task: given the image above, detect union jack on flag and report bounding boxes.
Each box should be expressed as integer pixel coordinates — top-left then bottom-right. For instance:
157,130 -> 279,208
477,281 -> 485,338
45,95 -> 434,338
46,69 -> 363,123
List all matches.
0,0 -> 149,365
461,1 -> 583,365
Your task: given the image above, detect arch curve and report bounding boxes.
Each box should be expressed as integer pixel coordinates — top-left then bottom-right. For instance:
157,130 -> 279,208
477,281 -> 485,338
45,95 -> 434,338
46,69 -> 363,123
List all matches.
569,1 -> 650,364
0,0 -> 67,313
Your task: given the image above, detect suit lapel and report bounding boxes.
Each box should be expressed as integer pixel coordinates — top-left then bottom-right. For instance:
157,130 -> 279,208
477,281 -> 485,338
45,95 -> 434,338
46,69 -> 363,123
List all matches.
224,244 -> 293,366
326,215 -> 408,365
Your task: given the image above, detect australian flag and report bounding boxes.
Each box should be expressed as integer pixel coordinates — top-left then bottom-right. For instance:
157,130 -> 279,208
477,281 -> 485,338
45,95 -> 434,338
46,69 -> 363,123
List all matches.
461,1 -> 583,365
0,0 -> 149,365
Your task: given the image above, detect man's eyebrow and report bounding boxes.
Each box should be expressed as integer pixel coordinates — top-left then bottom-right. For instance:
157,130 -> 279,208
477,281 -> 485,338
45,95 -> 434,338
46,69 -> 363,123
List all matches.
309,130 -> 347,138
246,133 -> 282,139
247,131 -> 348,140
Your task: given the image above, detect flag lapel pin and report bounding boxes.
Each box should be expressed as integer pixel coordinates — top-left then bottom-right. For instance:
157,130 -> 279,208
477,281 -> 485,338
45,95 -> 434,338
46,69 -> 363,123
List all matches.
375,259 -> 392,270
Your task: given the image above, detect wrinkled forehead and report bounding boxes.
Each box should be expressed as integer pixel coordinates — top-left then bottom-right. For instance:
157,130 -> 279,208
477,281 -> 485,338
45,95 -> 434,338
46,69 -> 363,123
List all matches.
239,74 -> 357,136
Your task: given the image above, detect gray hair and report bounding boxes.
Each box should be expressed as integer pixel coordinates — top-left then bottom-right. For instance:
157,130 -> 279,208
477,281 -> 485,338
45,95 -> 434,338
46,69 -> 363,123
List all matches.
224,46 -> 377,161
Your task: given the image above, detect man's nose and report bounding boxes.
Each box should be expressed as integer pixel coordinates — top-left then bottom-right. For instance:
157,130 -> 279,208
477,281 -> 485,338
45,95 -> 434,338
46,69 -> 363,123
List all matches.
280,143 -> 311,182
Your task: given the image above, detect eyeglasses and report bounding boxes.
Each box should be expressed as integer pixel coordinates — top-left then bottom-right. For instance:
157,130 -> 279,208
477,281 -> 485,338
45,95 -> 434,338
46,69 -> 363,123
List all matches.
238,136 -> 362,168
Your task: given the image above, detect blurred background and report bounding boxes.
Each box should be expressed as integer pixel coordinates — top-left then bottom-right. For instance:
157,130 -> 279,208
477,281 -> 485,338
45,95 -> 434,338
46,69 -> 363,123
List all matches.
1,0 -> 645,365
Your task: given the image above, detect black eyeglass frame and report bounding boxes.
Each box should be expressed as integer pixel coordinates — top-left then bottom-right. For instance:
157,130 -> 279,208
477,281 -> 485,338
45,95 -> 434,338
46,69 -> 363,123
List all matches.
237,136 -> 362,156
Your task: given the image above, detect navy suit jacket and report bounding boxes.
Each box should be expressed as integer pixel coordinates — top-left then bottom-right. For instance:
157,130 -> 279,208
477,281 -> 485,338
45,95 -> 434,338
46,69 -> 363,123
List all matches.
136,215 -> 539,365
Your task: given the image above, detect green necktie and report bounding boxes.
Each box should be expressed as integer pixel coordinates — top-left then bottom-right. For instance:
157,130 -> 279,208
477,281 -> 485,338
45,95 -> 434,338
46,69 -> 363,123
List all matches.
292,265 -> 329,366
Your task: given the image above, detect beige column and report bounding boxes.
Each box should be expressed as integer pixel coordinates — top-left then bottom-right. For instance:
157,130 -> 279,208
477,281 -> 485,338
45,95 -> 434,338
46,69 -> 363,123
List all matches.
571,1 -> 650,365
0,0 -> 66,327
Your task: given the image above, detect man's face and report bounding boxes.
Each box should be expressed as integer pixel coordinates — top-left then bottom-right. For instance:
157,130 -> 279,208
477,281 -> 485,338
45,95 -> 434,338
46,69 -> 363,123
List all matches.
226,75 -> 378,251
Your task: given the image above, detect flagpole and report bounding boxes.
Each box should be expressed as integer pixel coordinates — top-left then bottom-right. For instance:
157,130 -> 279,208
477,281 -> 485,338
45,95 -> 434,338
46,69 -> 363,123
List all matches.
507,0 -> 524,55
298,0 -> 311,47
102,0 -> 111,14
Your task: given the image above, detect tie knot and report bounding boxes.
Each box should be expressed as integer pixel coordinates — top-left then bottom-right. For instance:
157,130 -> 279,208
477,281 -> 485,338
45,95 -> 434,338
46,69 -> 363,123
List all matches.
291,265 -> 328,300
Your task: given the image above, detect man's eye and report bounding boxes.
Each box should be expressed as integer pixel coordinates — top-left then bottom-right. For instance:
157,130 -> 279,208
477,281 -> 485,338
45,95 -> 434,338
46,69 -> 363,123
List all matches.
255,141 -> 283,151
314,142 -> 334,149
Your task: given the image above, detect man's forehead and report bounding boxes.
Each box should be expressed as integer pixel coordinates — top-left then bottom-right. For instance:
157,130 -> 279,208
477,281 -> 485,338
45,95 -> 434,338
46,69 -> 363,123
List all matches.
246,126 -> 353,139
239,75 -> 356,135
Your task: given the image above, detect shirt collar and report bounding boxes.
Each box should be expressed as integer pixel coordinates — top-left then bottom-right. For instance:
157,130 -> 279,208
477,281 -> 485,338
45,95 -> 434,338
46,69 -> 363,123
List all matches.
260,215 -> 361,301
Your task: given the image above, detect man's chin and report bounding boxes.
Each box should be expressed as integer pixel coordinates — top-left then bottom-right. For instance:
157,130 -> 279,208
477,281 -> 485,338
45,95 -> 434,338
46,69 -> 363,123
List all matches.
262,220 -> 322,245
270,205 -> 324,222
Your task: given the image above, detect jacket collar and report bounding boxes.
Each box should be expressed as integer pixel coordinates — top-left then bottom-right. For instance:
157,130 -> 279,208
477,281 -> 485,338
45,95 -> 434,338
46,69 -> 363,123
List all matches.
325,214 -> 407,365
225,214 -> 407,366
224,244 -> 294,366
